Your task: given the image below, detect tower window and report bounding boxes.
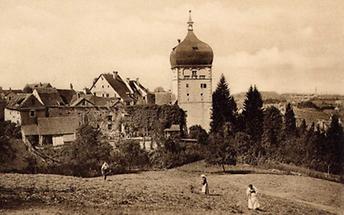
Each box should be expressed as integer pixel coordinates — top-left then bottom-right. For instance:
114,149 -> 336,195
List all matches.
201,93 -> 203,96
201,83 -> 207,88
186,83 -> 189,88
199,75 -> 206,79
192,71 -> 197,78
187,93 -> 189,96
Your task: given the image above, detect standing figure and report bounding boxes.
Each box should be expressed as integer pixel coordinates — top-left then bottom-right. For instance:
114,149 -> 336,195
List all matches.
101,161 -> 109,180
246,184 -> 260,210
201,174 -> 209,195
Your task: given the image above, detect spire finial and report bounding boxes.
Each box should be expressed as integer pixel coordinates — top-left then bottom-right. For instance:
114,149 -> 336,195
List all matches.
187,10 -> 193,31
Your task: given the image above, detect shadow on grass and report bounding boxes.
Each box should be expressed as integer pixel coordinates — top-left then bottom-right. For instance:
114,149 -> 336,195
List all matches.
208,193 -> 221,197
213,170 -> 254,175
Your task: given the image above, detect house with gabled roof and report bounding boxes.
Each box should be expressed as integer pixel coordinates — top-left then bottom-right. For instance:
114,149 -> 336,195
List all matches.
21,116 -> 80,146
90,71 -> 136,105
32,88 -> 65,107
4,93 -> 46,125
128,78 -> 155,105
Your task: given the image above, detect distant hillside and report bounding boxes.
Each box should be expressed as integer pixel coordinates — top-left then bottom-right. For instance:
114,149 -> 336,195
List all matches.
233,91 -> 343,125
234,91 -> 283,108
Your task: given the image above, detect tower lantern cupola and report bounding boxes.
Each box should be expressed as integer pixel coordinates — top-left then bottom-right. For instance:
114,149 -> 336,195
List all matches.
169,11 -> 213,131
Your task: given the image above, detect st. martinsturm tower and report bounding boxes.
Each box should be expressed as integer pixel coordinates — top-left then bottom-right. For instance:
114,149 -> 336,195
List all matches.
170,11 -> 213,131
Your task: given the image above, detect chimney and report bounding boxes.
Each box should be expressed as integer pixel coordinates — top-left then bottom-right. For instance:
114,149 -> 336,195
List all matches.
177,39 -> 181,44
70,83 -> 73,90
126,78 -> 130,82
113,71 -> 118,79
136,78 -> 139,83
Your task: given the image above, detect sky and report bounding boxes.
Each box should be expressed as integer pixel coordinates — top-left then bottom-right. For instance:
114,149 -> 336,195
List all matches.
0,0 -> 343,94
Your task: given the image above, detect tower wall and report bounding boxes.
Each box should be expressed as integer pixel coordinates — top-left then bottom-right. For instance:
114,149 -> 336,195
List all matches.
171,66 -> 212,131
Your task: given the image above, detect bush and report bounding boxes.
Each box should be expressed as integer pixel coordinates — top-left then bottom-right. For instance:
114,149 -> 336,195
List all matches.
115,140 -> 150,170
62,123 -> 113,177
150,137 -> 204,169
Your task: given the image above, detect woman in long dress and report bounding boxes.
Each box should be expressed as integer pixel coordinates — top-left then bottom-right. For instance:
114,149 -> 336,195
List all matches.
246,184 -> 260,210
201,174 -> 209,195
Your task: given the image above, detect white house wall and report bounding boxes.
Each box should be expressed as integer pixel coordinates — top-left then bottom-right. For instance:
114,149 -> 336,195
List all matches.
91,75 -> 121,99
4,108 -> 21,125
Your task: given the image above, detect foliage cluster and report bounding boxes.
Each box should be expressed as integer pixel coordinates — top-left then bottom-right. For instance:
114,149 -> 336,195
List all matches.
123,104 -> 187,142
208,74 -> 344,175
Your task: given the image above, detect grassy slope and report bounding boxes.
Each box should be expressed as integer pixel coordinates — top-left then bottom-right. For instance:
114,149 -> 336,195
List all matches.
0,161 -> 343,214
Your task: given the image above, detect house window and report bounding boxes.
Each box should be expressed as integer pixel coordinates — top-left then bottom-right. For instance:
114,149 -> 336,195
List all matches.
184,75 -> 190,79
107,115 -> 112,121
201,83 -> 207,88
29,110 -> 36,118
94,92 -> 96,96
192,71 -> 197,78
108,124 -> 112,130
102,85 -> 104,88
186,83 -> 189,88
106,93 -> 109,97
107,85 -> 109,88
187,93 -> 189,96
199,75 -> 206,79
201,93 -> 203,96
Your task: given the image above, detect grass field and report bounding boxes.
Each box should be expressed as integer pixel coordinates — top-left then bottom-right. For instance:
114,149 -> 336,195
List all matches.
0,161 -> 343,215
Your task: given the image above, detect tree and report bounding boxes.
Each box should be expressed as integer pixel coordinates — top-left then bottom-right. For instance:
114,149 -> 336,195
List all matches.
298,119 -> 307,136
324,115 -> 344,174
0,121 -> 21,163
205,132 -> 237,172
233,132 -> 255,164
189,125 -> 208,145
262,106 -> 283,158
64,123 -> 113,177
284,103 -> 297,136
242,85 -> 264,143
210,74 -> 237,133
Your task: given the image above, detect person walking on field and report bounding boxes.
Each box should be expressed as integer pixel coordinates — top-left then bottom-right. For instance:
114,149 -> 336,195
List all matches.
201,174 -> 209,195
246,184 -> 260,210
101,161 -> 109,180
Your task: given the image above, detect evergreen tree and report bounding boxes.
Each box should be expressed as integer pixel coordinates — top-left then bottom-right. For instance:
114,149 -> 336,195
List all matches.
262,106 -> 283,158
242,85 -> 264,143
210,74 -> 237,133
298,119 -> 307,136
284,103 -> 297,136
324,115 -> 344,174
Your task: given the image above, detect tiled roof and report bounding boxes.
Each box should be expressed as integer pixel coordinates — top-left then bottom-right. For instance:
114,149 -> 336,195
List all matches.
22,116 -> 80,136
128,80 -> 149,97
102,73 -> 134,102
71,94 -> 121,107
57,89 -> 77,105
35,88 -> 65,106
6,94 -> 44,110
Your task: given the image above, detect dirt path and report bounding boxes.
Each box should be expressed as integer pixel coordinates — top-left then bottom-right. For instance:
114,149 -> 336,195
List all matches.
0,166 -> 343,214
